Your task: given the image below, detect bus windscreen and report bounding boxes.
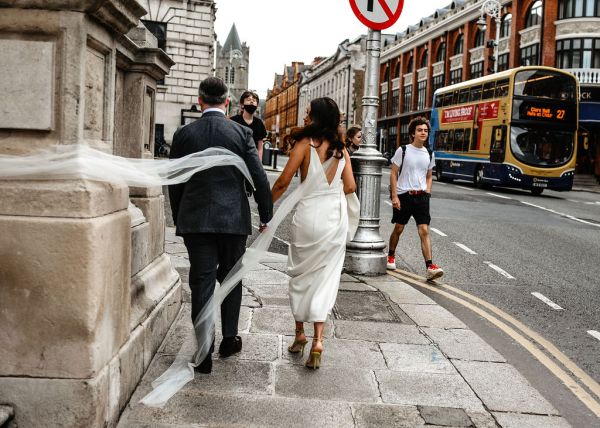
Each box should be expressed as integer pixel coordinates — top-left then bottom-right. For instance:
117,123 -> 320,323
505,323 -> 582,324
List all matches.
513,70 -> 577,101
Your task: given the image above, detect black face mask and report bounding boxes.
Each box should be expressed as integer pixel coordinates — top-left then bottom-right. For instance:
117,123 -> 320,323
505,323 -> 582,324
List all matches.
243,104 -> 257,114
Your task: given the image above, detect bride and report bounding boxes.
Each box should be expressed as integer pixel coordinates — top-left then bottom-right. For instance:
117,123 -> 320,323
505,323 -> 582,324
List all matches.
270,97 -> 357,369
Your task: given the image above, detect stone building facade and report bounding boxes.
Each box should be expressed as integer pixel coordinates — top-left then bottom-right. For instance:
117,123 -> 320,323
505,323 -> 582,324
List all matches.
0,1 -> 179,426
140,0 -> 216,144
215,23 -> 250,116
378,0 -> 600,177
297,36 -> 368,132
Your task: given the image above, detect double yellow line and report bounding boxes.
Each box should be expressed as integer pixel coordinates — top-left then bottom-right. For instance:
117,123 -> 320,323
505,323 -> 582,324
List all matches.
387,268 -> 600,418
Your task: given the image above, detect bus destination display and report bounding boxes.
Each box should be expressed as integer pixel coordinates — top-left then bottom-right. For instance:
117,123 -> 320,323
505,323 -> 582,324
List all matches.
517,101 -> 574,123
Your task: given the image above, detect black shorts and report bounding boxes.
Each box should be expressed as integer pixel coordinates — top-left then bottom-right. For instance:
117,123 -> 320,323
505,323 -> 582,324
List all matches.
391,193 -> 431,225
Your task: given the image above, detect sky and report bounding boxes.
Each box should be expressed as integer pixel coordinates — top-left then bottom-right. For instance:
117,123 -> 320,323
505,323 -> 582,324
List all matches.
214,0 -> 453,99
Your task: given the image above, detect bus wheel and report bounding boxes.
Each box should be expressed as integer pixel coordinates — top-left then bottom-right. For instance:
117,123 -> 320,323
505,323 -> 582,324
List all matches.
531,188 -> 544,196
474,166 -> 486,189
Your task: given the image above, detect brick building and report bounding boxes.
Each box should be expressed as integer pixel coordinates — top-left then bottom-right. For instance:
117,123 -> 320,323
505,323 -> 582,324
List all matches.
141,0 -> 216,145
378,0 -> 600,177
264,62 -> 310,147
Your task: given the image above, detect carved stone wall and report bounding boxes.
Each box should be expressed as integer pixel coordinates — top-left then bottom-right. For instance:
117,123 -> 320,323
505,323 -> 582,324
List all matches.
519,25 -> 541,47
0,2 -> 176,427
556,18 -> 600,38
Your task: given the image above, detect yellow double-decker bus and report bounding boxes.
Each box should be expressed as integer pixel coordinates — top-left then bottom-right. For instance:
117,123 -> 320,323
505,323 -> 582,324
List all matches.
430,66 -> 579,195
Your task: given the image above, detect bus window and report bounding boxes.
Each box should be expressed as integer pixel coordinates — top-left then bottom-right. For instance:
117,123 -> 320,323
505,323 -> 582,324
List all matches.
435,130 -> 447,150
453,129 -> 464,151
450,90 -> 459,105
513,70 -> 576,101
482,81 -> 496,100
458,88 -> 470,103
495,79 -> 509,97
464,128 -> 472,151
441,93 -> 450,107
470,85 -> 483,102
447,129 -> 455,150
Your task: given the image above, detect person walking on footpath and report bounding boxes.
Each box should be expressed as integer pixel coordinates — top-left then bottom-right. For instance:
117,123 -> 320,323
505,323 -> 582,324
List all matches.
345,125 -> 362,156
386,117 -> 444,281
168,77 -> 273,374
230,90 -> 267,161
269,97 -> 358,370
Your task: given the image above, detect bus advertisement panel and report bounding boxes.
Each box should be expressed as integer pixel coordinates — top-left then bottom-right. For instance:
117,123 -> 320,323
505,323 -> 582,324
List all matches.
430,67 -> 578,195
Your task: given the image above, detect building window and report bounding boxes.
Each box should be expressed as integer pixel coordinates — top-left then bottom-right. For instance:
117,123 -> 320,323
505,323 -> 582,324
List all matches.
497,53 -> 509,71
417,81 -> 428,110
474,29 -> 485,48
432,74 -> 445,94
525,1 -> 543,27
437,43 -> 446,62
404,85 -> 413,111
470,61 -> 484,79
559,0 -> 600,18
450,68 -> 463,85
454,34 -> 464,55
225,66 -> 235,84
421,50 -> 429,68
394,63 -> 401,78
391,89 -> 400,114
380,91 -> 388,117
141,20 -> 167,84
406,57 -> 414,73
500,14 -> 512,38
141,20 -> 167,50
400,123 -> 410,145
520,44 -> 540,66
383,67 -> 390,82
388,125 -> 398,148
557,38 -> 600,68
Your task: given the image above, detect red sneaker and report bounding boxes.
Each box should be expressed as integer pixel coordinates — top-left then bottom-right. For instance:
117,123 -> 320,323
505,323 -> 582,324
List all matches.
386,255 -> 396,270
426,263 -> 444,280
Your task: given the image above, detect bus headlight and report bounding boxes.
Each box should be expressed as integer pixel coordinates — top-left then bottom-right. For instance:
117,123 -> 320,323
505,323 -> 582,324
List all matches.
561,169 -> 575,178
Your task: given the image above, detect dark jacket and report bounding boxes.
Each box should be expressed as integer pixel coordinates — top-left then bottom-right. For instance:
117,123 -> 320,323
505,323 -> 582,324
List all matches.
168,110 -> 273,236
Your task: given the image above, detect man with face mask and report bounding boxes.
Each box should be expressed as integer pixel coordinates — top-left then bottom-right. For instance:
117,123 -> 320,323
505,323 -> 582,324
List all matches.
230,91 -> 267,160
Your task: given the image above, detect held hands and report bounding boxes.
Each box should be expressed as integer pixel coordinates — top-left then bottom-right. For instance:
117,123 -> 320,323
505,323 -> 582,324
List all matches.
259,222 -> 269,233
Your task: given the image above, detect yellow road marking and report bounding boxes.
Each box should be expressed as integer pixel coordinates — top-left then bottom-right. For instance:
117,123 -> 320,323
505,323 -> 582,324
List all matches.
387,269 -> 600,418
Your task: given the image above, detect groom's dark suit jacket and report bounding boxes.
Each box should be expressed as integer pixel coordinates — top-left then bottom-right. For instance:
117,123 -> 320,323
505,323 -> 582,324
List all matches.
168,110 -> 273,236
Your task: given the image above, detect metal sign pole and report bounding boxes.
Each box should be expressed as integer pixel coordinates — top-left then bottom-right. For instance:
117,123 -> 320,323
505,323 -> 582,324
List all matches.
345,28 -> 387,275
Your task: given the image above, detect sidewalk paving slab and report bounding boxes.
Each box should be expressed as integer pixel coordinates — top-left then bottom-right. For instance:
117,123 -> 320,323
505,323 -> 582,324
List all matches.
118,235 -> 573,427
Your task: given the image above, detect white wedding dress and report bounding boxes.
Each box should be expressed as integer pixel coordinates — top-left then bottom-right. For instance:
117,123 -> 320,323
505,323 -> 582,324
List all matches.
287,144 -> 352,322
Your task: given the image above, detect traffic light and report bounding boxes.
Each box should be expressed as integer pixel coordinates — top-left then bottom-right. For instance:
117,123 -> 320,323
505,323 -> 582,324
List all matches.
486,39 -> 496,73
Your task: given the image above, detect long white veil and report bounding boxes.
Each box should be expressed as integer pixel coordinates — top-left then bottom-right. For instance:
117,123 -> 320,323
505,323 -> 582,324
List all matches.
0,144 -> 359,408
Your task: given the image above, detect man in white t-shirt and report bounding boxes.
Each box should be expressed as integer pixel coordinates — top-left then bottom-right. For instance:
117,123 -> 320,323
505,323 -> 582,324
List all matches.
387,117 -> 444,280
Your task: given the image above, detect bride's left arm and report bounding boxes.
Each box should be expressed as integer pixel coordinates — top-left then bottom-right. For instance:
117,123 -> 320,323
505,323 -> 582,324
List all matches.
341,149 -> 356,195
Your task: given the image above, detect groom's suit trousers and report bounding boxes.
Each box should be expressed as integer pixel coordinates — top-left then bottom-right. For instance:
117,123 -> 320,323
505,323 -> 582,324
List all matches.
183,233 -> 247,338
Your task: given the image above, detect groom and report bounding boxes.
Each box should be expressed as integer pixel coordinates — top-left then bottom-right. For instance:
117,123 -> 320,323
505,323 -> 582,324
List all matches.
169,77 -> 273,373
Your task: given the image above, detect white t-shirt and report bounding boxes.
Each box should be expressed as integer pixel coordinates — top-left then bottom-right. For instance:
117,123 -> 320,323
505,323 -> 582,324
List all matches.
391,144 -> 435,194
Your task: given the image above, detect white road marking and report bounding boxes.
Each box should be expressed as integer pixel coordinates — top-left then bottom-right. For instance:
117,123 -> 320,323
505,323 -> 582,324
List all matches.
435,181 -> 447,185
585,201 -> 600,205
484,261 -> 515,279
384,200 -> 393,207
521,201 -> 600,228
486,192 -> 513,200
453,242 -> 477,254
531,292 -> 564,310
455,185 -> 474,191
252,225 -> 290,246
588,330 -> 600,342
430,227 -> 447,237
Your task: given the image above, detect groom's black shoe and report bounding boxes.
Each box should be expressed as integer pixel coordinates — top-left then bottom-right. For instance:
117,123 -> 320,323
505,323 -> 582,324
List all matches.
195,341 -> 214,374
219,336 -> 242,358
195,353 -> 212,374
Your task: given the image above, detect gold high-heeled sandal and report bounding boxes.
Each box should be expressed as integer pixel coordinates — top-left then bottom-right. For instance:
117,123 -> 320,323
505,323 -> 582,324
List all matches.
288,329 -> 308,356
305,336 -> 324,370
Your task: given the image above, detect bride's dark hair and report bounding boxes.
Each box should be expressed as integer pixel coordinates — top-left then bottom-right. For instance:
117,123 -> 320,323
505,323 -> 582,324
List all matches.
291,97 -> 345,159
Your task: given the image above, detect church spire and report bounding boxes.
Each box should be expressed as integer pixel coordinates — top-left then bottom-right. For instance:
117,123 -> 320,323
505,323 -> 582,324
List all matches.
222,23 -> 242,53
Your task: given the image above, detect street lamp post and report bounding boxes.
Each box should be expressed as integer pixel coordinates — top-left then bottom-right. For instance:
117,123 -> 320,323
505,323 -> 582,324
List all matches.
477,0 -> 502,73
345,28 -> 387,275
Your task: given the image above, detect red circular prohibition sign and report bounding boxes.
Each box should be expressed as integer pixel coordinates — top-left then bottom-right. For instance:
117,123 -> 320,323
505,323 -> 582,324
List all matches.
349,0 -> 404,30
